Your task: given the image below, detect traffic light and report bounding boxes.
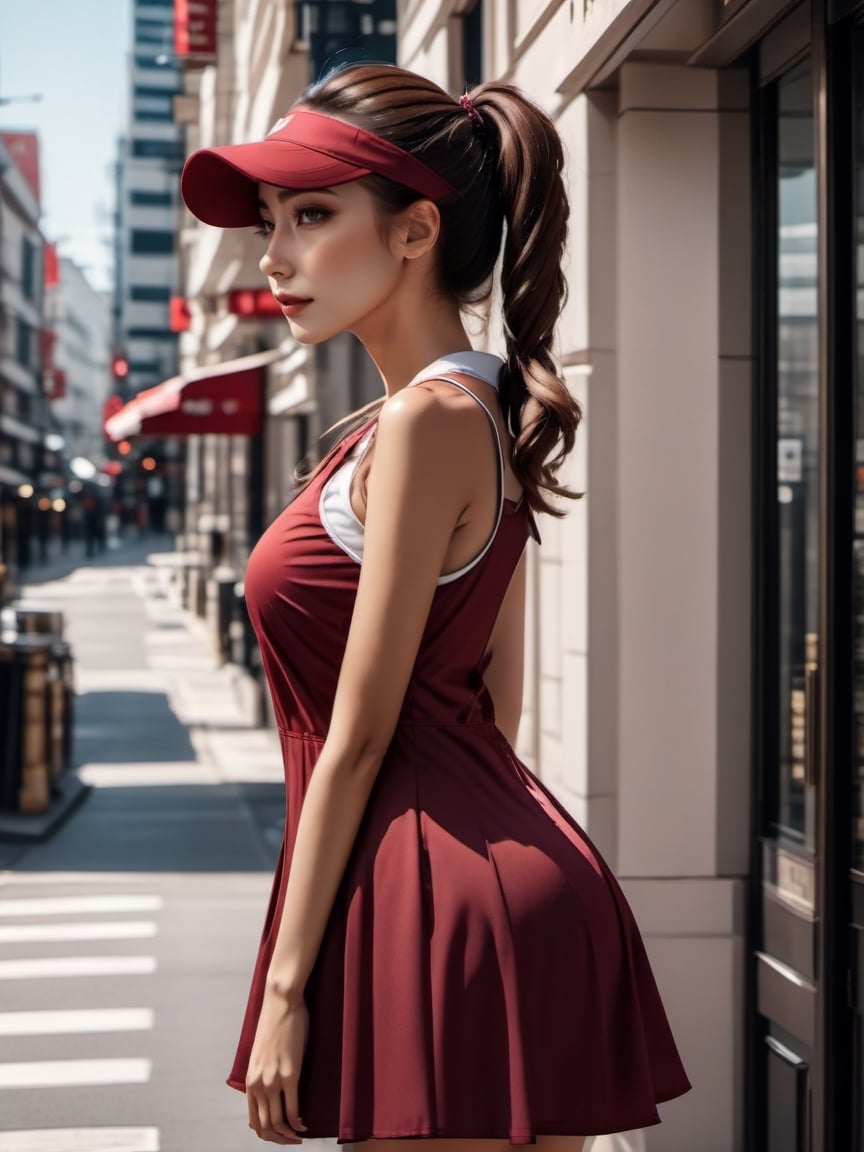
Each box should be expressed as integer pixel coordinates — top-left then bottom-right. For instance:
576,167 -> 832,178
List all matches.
111,353 -> 129,380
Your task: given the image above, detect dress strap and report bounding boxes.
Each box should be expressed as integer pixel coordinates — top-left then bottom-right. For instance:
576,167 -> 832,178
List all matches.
408,374 -> 505,584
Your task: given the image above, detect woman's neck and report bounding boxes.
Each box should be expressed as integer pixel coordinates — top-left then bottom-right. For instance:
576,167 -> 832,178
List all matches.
355,279 -> 472,396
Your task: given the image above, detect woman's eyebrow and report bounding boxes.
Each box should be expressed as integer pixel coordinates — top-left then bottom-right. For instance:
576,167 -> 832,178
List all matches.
257,187 -> 339,209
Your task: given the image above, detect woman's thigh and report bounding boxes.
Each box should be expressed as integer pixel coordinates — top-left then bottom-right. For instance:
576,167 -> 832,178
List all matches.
357,1138 -> 587,1152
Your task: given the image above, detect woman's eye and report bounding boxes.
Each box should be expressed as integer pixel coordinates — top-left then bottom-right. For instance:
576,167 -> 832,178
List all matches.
254,219 -> 274,237
296,205 -> 329,226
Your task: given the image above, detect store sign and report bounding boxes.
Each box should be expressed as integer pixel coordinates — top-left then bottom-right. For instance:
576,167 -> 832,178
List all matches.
228,288 -> 283,318
174,0 -> 218,58
1,132 -> 41,204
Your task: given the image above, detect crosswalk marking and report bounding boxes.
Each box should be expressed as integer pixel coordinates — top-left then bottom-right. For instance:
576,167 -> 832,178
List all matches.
0,920 -> 157,943
0,1008 -> 154,1036
0,956 -> 156,980
0,1130 -> 159,1152
0,872 -> 156,885
0,1058 -> 152,1088
0,896 -> 162,918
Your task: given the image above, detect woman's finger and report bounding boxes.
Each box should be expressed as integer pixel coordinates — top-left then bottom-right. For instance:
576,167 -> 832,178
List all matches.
248,1085 -> 291,1144
268,1087 -> 302,1143
281,1077 -> 306,1135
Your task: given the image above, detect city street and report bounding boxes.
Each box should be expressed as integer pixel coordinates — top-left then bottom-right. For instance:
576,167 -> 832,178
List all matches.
0,538 -> 331,1152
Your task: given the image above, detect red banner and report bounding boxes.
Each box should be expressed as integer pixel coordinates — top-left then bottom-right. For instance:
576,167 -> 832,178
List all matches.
1,132 -> 41,204
46,369 -> 67,401
44,244 -> 59,287
174,0 -> 217,57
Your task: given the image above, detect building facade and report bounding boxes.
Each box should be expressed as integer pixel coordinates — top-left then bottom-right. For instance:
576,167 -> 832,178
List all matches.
398,1 -> 864,1150
47,256 -> 111,471
0,132 -> 45,585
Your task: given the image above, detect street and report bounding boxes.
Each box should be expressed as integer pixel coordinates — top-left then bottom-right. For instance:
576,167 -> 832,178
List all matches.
0,539 -> 332,1152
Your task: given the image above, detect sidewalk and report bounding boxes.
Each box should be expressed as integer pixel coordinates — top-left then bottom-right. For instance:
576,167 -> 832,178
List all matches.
0,534 -> 285,868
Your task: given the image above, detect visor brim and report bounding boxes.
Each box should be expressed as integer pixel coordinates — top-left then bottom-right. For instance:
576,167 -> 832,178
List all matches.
181,142 -> 371,228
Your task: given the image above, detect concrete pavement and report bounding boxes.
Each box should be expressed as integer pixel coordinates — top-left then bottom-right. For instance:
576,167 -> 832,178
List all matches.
0,537 -> 334,1152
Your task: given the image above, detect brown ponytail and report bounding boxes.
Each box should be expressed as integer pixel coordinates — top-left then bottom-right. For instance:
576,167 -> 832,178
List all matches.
299,65 -> 581,515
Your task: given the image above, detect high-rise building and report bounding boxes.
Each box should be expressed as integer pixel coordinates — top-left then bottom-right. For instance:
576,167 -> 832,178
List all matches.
114,0 -> 183,400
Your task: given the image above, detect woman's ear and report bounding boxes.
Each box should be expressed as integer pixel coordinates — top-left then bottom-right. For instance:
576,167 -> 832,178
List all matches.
392,199 -> 440,261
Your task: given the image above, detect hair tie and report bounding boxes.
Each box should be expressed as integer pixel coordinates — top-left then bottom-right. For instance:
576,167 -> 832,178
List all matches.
459,93 -> 483,129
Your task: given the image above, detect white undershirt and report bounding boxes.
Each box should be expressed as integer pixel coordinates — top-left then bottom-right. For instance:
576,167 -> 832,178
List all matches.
318,352 -> 506,584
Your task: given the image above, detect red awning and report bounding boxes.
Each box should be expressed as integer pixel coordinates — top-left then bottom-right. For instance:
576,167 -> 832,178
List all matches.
105,345 -> 288,440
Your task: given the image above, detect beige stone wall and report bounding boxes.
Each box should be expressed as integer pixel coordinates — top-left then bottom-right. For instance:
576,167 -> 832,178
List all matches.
399,4 -> 753,1150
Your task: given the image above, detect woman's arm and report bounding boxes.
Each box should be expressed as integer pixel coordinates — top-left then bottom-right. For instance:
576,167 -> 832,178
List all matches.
245,385 -> 481,1143
483,551 -> 526,747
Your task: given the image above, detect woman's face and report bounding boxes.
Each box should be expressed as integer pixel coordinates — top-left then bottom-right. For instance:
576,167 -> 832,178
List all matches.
256,180 -> 406,345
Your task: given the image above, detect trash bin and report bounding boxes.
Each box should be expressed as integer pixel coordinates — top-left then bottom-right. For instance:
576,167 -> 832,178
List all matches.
0,603 -> 75,813
0,635 -> 53,813
5,603 -> 64,639
0,644 -> 25,811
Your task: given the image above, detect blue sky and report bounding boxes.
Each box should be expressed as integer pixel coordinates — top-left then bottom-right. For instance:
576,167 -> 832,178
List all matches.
0,1 -> 131,292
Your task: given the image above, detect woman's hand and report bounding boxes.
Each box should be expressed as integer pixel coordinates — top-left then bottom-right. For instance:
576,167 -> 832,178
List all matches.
246,991 -> 309,1144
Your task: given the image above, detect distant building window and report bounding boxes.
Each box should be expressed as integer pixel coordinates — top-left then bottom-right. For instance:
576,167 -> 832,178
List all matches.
21,236 -> 37,301
131,138 -> 183,161
130,230 -> 175,255
15,318 -> 32,367
135,19 -> 169,45
129,358 -> 164,374
134,84 -> 178,99
130,285 -> 172,302
134,53 -> 176,69
462,0 -> 483,87
130,190 -> 173,207
126,327 -> 177,340
135,107 -> 175,122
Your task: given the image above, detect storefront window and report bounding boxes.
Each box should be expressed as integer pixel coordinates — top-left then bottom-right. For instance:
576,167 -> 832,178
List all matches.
776,60 -> 818,839
854,29 -> 864,871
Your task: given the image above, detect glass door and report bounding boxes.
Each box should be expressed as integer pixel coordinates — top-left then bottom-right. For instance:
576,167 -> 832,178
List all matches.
754,55 -> 820,1152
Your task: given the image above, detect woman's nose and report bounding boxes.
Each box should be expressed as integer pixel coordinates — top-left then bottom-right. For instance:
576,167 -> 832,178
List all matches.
259,239 -> 293,279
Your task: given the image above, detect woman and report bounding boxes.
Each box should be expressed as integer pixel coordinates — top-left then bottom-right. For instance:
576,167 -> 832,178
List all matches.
181,64 -> 690,1149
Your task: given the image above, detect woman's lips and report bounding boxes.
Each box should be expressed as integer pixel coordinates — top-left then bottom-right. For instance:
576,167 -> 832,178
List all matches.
276,296 -> 312,317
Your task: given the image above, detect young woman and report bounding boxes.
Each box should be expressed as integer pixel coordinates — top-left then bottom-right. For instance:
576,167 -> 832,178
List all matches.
181,64 -> 690,1150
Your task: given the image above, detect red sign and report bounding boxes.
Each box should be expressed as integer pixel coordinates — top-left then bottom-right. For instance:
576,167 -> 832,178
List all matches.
1,132 -> 41,204
174,0 -> 217,58
228,288 -> 283,318
46,369 -> 67,401
170,296 -> 191,332
44,244 -> 59,287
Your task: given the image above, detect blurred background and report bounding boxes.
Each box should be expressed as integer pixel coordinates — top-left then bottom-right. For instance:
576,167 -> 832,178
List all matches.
0,2 -> 863,1150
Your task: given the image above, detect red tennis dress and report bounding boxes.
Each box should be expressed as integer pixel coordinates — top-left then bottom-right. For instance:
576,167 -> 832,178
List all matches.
231,354 -> 690,1141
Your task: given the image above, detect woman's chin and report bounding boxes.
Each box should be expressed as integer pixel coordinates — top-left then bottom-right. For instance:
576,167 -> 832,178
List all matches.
284,320 -> 333,346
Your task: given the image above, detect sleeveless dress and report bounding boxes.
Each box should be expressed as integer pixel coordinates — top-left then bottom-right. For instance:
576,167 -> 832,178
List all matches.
232,352 -> 691,1141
